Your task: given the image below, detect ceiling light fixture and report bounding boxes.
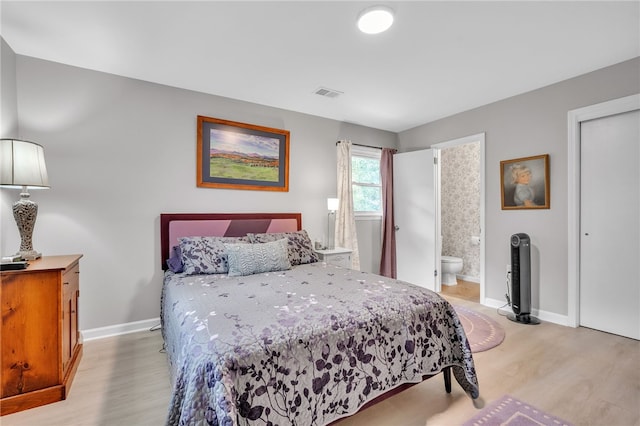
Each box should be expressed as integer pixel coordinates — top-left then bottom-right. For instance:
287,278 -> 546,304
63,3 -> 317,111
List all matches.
357,5 -> 394,34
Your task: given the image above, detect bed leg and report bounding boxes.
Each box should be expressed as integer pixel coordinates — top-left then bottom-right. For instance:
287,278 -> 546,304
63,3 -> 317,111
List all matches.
443,367 -> 452,393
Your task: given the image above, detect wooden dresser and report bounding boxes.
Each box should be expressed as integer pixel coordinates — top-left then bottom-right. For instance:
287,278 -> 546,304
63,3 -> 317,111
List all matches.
1,254 -> 83,415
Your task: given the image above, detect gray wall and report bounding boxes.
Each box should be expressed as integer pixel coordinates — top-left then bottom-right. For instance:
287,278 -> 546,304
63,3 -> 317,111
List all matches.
1,54 -> 396,331
3,41 -> 637,328
1,38 -> 18,137
399,57 -> 640,316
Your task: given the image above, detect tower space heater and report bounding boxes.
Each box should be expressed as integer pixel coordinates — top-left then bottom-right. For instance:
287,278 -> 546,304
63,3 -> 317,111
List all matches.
508,233 -> 540,325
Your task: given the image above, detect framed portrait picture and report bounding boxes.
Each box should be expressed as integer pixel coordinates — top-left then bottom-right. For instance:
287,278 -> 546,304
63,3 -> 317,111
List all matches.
197,115 -> 290,191
500,154 -> 550,210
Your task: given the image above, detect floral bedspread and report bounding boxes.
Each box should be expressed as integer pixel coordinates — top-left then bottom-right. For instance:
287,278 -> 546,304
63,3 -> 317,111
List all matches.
161,262 -> 479,425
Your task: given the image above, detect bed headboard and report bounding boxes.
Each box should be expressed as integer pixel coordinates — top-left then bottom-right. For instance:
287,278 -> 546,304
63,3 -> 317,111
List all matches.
160,213 -> 302,270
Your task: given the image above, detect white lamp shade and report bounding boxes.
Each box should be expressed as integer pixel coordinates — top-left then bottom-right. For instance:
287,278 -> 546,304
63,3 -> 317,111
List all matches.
327,198 -> 339,211
0,139 -> 49,188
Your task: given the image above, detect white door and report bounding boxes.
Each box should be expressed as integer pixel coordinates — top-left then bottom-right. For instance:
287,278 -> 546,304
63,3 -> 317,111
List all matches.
393,149 -> 438,291
580,109 -> 639,339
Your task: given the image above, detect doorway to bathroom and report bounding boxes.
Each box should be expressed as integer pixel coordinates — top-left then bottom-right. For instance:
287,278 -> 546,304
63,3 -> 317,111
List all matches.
434,133 -> 485,303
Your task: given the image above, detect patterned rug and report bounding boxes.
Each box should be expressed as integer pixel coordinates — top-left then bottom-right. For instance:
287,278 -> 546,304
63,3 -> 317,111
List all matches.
463,395 -> 574,426
454,305 -> 505,352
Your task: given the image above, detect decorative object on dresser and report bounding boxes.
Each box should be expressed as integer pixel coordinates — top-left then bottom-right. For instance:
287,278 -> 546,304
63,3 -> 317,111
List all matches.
315,246 -> 353,268
0,139 -> 50,260
1,255 -> 83,416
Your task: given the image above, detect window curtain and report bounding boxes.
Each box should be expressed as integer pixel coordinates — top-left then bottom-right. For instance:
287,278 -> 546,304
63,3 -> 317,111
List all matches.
379,148 -> 397,278
336,140 -> 360,270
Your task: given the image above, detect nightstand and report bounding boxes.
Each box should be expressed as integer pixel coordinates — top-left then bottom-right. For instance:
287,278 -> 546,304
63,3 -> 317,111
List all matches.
1,254 -> 83,415
315,247 -> 353,268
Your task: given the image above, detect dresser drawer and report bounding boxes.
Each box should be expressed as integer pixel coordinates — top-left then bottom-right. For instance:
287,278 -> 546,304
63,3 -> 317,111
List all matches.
62,262 -> 80,295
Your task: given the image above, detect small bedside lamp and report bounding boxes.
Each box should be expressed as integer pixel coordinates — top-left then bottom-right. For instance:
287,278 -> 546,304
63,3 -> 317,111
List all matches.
327,198 -> 339,250
0,139 -> 50,260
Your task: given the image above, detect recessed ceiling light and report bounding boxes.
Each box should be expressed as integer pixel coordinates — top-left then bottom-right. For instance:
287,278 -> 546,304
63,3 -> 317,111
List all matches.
357,6 -> 394,35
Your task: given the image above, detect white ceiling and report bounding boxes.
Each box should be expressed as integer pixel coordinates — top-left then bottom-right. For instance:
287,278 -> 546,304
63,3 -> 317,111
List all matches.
2,1 -> 639,133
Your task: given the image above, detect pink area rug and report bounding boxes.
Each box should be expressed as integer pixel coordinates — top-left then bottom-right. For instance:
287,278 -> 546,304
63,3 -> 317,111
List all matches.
463,395 -> 573,426
454,305 -> 505,352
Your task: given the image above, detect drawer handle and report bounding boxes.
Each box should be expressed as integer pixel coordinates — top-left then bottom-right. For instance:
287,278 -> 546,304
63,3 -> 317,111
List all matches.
63,282 -> 69,285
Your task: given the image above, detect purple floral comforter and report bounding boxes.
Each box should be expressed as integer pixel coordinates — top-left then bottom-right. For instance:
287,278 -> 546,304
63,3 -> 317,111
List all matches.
161,262 -> 479,425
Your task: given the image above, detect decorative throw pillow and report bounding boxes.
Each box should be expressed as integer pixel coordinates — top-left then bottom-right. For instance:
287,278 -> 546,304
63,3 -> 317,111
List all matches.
166,245 -> 184,273
178,236 -> 249,275
225,238 -> 291,277
248,230 -> 319,265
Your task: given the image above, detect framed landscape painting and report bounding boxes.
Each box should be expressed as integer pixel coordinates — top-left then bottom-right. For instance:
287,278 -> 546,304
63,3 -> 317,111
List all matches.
500,154 -> 550,210
197,116 -> 290,191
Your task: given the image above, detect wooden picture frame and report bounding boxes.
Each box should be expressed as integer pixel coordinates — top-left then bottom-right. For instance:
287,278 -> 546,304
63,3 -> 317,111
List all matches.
197,116 -> 290,191
500,154 -> 550,210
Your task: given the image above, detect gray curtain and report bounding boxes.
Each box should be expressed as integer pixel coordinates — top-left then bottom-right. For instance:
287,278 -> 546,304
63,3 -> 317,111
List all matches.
379,148 -> 397,278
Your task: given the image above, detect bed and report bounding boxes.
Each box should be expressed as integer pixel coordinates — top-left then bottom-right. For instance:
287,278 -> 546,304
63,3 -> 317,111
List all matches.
160,213 -> 479,425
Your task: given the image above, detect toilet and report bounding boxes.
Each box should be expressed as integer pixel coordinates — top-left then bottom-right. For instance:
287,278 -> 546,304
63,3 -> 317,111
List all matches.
441,256 -> 463,286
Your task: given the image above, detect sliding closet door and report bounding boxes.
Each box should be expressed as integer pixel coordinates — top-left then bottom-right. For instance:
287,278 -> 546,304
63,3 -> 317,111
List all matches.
580,109 -> 639,340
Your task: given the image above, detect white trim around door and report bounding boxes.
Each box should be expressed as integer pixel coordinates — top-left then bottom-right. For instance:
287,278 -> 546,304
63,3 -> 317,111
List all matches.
433,132 -> 486,304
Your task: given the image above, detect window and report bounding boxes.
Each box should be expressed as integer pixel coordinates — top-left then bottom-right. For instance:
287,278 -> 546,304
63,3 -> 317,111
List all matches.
351,146 -> 382,217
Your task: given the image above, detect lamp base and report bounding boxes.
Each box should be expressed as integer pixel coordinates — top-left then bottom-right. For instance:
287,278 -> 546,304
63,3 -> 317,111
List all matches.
13,191 -> 42,260
18,250 -> 42,261
327,211 -> 336,250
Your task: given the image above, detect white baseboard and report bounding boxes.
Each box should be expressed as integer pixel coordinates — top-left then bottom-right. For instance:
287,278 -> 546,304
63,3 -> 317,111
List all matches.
482,297 -> 571,327
457,274 -> 479,283
81,317 -> 160,342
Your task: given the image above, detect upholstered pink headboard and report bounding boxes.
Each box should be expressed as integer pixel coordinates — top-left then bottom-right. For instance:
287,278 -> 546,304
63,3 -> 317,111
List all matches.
160,213 -> 302,270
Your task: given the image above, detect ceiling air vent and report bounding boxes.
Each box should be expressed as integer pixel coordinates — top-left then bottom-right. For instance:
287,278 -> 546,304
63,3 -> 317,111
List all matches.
314,87 -> 343,98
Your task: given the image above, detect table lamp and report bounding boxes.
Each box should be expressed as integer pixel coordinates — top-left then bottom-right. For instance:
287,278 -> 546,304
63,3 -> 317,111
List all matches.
327,198 -> 339,250
0,139 -> 50,260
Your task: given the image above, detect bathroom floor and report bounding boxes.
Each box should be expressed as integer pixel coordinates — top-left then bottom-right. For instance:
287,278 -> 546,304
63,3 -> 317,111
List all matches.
440,279 -> 479,302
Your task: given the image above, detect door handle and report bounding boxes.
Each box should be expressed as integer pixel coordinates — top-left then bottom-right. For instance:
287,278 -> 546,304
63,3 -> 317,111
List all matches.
394,225 -> 400,231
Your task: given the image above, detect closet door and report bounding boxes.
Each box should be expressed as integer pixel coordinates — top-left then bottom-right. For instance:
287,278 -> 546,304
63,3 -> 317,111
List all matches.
579,109 -> 639,339
393,149 -> 438,291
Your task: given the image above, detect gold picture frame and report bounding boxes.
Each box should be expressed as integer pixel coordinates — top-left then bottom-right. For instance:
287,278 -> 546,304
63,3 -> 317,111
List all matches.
500,154 -> 550,210
197,115 -> 290,192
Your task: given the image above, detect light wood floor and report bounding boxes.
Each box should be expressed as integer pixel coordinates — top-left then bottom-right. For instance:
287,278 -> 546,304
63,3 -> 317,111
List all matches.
440,279 -> 480,302
3,296 -> 639,426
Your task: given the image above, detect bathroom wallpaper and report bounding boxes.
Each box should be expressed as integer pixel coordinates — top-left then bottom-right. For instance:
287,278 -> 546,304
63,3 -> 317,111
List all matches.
441,142 -> 481,281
